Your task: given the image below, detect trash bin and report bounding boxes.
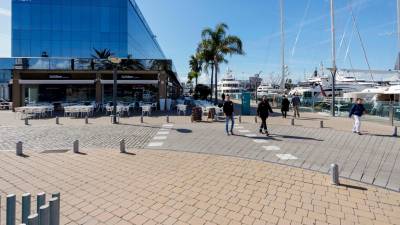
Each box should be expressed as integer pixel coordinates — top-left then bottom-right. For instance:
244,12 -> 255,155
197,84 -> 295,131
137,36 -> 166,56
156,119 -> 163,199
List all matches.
241,92 -> 251,115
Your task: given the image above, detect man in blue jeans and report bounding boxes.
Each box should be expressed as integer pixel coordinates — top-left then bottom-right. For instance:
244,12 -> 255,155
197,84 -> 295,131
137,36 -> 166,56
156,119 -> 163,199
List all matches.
223,95 -> 235,135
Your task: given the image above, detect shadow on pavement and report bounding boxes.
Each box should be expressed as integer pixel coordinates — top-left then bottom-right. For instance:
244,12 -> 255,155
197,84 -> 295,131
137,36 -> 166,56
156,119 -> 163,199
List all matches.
339,183 -> 368,191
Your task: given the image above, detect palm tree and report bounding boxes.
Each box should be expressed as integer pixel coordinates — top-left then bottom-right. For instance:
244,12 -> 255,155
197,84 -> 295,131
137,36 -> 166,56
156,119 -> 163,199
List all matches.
91,48 -> 113,59
197,40 -> 215,101
200,23 -> 244,103
189,54 -> 202,86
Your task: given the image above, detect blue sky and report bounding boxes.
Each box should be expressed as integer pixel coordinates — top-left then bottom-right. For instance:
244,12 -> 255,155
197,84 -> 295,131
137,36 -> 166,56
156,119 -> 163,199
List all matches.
0,0 -> 398,83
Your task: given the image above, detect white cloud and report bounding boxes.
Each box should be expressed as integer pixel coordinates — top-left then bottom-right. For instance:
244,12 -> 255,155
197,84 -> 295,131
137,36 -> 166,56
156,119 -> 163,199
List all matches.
0,7 -> 11,17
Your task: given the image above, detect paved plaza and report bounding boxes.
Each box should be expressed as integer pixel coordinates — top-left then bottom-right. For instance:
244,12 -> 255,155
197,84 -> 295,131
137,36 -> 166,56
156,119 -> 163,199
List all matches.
1,149 -> 400,225
0,111 -> 399,224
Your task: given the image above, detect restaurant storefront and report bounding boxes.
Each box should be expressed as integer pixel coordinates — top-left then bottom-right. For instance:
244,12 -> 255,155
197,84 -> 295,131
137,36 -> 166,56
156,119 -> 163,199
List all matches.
2,58 -> 181,110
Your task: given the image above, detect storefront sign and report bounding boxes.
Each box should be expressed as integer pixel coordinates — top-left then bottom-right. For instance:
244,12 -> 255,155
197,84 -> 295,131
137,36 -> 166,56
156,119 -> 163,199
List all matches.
49,74 -> 71,79
119,75 -> 140,79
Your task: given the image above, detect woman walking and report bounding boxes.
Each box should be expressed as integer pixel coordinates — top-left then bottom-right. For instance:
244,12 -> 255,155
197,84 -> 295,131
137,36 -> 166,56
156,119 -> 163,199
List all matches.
281,95 -> 290,118
257,96 -> 274,136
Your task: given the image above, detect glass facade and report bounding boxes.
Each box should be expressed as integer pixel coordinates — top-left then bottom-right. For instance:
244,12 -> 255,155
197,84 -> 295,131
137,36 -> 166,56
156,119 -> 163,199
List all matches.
12,0 -> 165,59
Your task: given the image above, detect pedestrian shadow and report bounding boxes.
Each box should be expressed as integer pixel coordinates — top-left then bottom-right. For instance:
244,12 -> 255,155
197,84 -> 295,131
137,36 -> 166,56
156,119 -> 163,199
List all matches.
232,134 -> 283,142
274,134 -> 324,141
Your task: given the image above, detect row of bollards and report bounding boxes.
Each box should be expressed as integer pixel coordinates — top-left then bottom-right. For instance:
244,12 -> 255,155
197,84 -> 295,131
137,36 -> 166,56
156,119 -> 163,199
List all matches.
3,192 -> 60,225
16,139 -> 130,156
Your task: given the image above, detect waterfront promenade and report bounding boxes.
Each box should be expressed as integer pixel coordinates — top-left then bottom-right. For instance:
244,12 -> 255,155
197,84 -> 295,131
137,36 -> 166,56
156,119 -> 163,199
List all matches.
0,111 -> 399,224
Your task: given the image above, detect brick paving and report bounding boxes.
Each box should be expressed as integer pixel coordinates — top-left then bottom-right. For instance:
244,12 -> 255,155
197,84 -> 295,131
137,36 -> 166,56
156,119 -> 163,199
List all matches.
1,149 -> 400,225
0,110 -> 400,224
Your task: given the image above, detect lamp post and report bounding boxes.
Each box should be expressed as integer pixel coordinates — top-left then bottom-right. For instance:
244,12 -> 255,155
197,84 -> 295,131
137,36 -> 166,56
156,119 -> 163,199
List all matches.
330,0 -> 337,117
109,57 -> 122,124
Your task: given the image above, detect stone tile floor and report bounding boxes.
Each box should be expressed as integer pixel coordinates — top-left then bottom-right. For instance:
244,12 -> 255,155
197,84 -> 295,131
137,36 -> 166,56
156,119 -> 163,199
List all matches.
0,149 -> 399,225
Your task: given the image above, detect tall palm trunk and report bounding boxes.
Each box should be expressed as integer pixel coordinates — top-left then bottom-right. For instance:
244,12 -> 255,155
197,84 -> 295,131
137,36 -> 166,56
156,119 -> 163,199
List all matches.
195,77 -> 198,86
210,63 -> 214,101
214,60 -> 218,104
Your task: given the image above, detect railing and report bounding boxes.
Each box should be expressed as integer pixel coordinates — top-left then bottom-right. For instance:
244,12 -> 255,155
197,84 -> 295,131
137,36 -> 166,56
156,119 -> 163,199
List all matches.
0,57 -> 174,72
1,192 -> 60,225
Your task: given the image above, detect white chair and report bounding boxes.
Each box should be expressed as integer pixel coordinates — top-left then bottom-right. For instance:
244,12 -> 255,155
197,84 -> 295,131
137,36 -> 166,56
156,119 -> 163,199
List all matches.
142,105 -> 151,116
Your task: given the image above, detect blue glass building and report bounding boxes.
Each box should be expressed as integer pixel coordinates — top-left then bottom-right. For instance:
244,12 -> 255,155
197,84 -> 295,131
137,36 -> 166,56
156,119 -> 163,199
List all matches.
12,0 -> 165,59
0,0 -> 181,109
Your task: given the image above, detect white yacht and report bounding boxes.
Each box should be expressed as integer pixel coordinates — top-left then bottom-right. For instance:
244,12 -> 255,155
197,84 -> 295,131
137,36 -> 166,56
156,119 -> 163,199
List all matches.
218,69 -> 243,99
257,83 -> 281,97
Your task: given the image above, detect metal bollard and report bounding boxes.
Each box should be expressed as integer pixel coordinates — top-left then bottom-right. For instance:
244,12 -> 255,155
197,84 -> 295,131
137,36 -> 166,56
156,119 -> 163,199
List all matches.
320,121 -> 324,128
49,197 -> 59,225
239,115 -> 242,123
120,139 -> 126,153
55,116 -> 59,125
140,115 -> 144,123
291,118 -> 295,126
393,126 -> 398,137
85,116 -> 88,124
166,115 -> 169,123
255,116 -> 257,123
73,140 -> 79,153
331,164 -> 340,185
7,194 -> 16,225
22,193 -> 31,224
39,205 -> 50,225
36,193 -> 46,214
51,192 -> 60,223
27,214 -> 39,225
16,141 -> 23,156
25,118 -> 29,126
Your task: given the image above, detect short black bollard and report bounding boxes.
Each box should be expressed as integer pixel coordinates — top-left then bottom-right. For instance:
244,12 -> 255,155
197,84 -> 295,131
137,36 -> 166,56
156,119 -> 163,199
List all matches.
73,140 -> 79,153
39,204 -> 50,225
22,193 -> 31,224
140,115 -> 144,123
55,116 -> 59,125
291,118 -> 295,126
49,197 -> 59,225
7,194 -> 16,225
393,126 -> 398,137
239,115 -> 242,123
36,193 -> 46,214
16,141 -> 23,156
25,118 -> 29,126
320,121 -> 324,128
120,139 -> 126,153
331,164 -> 340,185
85,116 -> 88,124
255,116 -> 257,123
27,214 -> 39,225
166,115 -> 169,123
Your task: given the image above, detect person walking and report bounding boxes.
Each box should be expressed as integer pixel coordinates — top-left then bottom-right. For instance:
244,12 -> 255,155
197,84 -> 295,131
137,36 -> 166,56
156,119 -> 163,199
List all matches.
257,96 -> 273,136
223,95 -> 235,135
221,93 -> 225,103
349,98 -> 366,135
281,95 -> 290,118
291,93 -> 301,118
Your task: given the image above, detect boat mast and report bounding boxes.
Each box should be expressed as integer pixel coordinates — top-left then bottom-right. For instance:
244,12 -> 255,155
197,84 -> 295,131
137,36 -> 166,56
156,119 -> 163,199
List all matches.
280,0 -> 286,90
330,0 -> 337,117
397,0 -> 400,50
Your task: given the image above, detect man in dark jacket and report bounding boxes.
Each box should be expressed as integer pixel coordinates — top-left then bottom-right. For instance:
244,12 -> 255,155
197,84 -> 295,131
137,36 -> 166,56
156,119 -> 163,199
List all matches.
257,96 -> 273,136
291,94 -> 301,118
281,95 -> 290,118
349,98 -> 366,135
223,95 -> 235,135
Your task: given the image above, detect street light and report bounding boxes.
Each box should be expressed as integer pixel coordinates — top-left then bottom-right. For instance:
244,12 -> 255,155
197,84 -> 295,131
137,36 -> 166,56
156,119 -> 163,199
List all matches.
108,57 -> 122,124
255,71 -> 262,103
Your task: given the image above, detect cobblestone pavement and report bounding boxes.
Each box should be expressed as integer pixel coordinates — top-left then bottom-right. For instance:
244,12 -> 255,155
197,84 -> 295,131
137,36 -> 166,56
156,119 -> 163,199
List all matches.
0,150 -> 399,225
145,121 -> 400,192
0,114 -> 159,151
